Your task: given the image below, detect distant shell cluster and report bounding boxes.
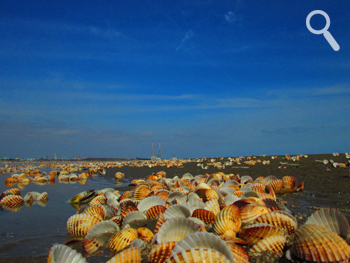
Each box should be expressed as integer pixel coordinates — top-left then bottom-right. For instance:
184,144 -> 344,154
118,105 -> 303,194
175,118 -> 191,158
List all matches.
48,168 -> 350,263
0,188 -> 48,212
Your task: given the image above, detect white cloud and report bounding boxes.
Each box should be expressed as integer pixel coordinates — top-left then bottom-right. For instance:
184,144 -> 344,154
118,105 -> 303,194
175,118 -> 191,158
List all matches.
225,11 -> 237,24
176,29 -> 194,52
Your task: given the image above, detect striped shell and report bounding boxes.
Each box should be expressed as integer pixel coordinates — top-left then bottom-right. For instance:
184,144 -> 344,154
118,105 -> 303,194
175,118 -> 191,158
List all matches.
137,196 -> 166,213
212,204 -> 241,237
67,214 -> 101,236
205,198 -> 221,216
239,223 -> 285,245
47,244 -> 87,263
184,199 -> 206,214
194,188 -> 218,202
83,204 -> 107,220
154,212 -> 166,235
0,195 -> 24,211
167,248 -> 230,263
156,217 -> 203,244
123,211 -> 147,228
146,205 -> 167,219
290,224 -> 350,263
2,188 -> 20,196
106,247 -> 141,263
305,208 -> 350,241
134,185 -> 151,200
249,234 -> 286,254
89,195 -> 107,205
170,232 -> 234,263
137,227 -> 154,242
192,209 -> 216,225
163,204 -> 192,220
225,242 -> 250,263
107,227 -> 138,251
149,241 -> 177,263
254,210 -> 297,235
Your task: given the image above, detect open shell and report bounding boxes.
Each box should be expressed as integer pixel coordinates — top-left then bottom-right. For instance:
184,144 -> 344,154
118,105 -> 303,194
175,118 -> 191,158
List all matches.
148,241 -> 177,263
184,199 -> 206,214
123,211 -> 147,228
156,217 -> 203,244
67,214 -> 101,236
239,223 -> 285,245
106,247 -> 141,263
47,244 -> 87,263
107,227 -> 138,251
137,196 -> 166,213
212,204 -> 241,237
249,234 -> 286,254
163,204 -> 191,220
254,210 -> 297,235
145,205 -> 167,219
290,224 -> 350,263
167,248 -> 230,263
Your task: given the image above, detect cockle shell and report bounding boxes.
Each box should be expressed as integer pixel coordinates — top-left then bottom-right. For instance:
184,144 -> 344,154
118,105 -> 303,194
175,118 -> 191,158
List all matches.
83,221 -> 119,254
184,199 -> 206,214
0,195 -> 24,211
192,209 -> 216,225
305,208 -> 350,241
170,232 -> 234,263
106,247 -> 141,263
107,227 -> 138,251
120,200 -> 139,217
83,204 -> 107,220
2,188 -> 20,197
205,198 -> 220,216
225,242 -> 250,263
154,212 -> 166,235
167,248 -> 230,263
254,210 -> 297,235
110,216 -> 122,227
167,191 -> 187,204
137,227 -> 154,242
148,241 -> 177,263
146,205 -> 167,219
289,224 -> 350,263
118,190 -> 132,201
123,211 -> 147,228
89,195 -> 107,205
266,179 -> 283,192
249,234 -> 286,254
134,185 -> 151,200
131,238 -> 148,250
155,190 -> 169,202
137,196 -> 166,213
237,201 -> 270,225
67,190 -> 97,204
163,204 -> 192,220
47,244 -> 87,263
67,214 -> 101,236
212,204 -> 241,237
194,188 -> 218,202
282,176 -> 299,189
239,223 -> 285,245
156,217 -> 203,244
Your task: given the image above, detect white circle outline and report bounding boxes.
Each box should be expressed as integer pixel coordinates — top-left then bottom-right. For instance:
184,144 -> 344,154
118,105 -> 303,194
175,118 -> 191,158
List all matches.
306,10 -> 330,35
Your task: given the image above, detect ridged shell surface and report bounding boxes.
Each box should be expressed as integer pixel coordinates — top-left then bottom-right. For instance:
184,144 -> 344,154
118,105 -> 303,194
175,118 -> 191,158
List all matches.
146,205 -> 167,219
47,244 -> 87,263
67,214 -> 101,236
249,234 -> 286,254
225,242 -> 249,263
138,196 -> 166,213
305,208 -> 350,241
170,232 -> 234,263
254,210 -> 297,235
239,223 -> 285,245
107,228 -> 138,251
205,198 -> 220,216
167,191 -> 187,204
137,227 -> 154,242
106,247 -> 141,263
192,209 -> 216,225
134,185 -> 151,200
84,204 -> 106,220
156,217 -> 202,244
212,204 -> 241,237
148,241 -> 177,263
184,199 -> 206,214
123,211 -> 147,227
0,194 -> 24,209
167,248 -> 230,263
290,224 -> 350,263
163,204 -> 192,219
85,220 -> 119,239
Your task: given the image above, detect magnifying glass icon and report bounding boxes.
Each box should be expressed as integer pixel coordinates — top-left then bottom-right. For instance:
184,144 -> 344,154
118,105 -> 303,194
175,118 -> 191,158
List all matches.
306,10 -> 340,51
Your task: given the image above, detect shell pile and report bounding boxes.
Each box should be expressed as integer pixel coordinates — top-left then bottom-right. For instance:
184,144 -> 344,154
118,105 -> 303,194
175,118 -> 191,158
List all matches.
47,170 -> 312,262
0,188 -> 48,211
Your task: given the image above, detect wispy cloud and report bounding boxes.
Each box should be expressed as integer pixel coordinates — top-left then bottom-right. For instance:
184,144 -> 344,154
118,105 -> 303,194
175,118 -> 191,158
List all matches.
225,11 -> 237,24
176,29 -> 194,52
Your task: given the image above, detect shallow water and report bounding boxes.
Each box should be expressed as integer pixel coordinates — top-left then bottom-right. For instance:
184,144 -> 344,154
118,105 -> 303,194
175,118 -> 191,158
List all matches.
0,167 -> 132,262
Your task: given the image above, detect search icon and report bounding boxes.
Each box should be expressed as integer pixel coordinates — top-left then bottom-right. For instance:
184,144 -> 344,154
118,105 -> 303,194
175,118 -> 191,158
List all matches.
306,10 -> 340,51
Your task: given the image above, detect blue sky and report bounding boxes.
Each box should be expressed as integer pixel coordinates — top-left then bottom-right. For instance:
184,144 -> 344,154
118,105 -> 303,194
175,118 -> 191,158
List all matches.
0,1 -> 350,159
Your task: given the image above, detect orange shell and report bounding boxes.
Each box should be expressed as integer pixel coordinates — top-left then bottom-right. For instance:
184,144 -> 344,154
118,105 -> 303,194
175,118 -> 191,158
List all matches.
137,227 -> 154,242
192,208 -> 216,225
194,188 -> 218,202
249,234 -> 286,254
118,191 -> 131,202
290,224 -> 350,263
145,205 -> 167,219
213,204 -> 241,237
167,248 -> 230,263
266,179 -> 283,191
2,188 -> 20,196
154,212 -> 166,235
67,214 -> 101,236
134,185 -> 151,200
110,216 -> 122,226
282,176 -> 299,189
84,204 -> 106,220
225,242 -> 250,263
0,195 -> 24,210
148,241 -> 177,263
89,195 -> 107,205
107,228 -> 138,251
232,191 -> 244,197
107,247 -> 141,263
205,198 -> 221,216
239,223 -> 285,244
254,210 -> 297,235
155,191 -> 169,202
239,203 -> 269,225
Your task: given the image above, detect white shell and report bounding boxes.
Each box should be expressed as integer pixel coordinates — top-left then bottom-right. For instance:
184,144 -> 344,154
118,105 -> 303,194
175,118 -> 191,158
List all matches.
137,196 -> 166,213
156,217 -> 202,244
48,244 -> 87,263
131,238 -> 147,249
225,193 -> 240,206
184,199 -> 206,214
187,192 -> 201,201
123,211 -> 147,227
170,232 -> 234,263
164,204 -> 192,220
85,220 -> 119,239
167,191 -> 187,204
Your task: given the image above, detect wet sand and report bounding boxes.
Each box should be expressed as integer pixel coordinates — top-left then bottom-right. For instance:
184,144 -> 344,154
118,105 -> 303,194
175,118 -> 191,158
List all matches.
1,153 -> 350,262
